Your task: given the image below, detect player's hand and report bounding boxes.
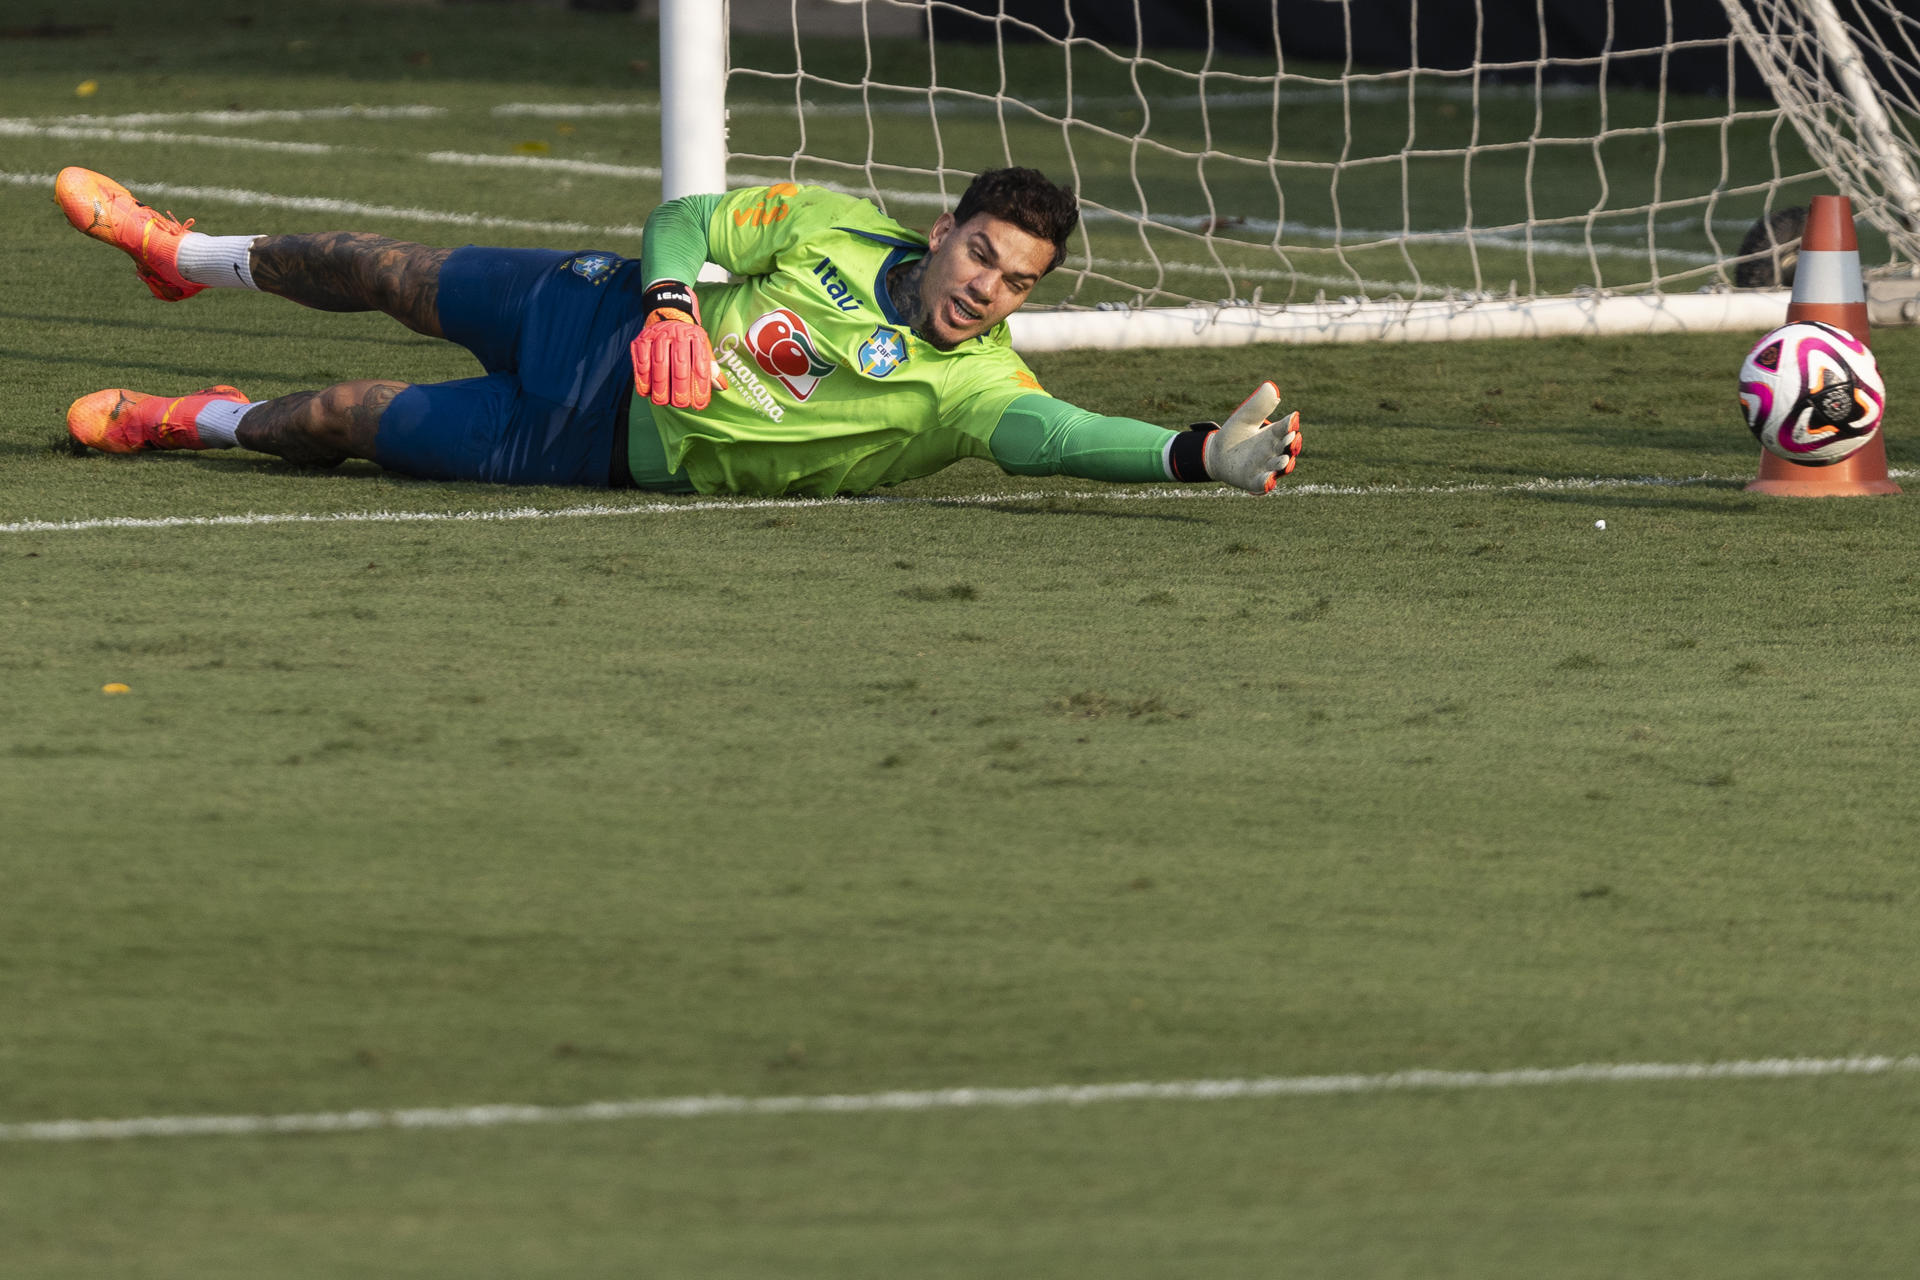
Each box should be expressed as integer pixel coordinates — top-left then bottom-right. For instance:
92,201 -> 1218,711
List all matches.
1201,381 -> 1301,493
630,282 -> 727,411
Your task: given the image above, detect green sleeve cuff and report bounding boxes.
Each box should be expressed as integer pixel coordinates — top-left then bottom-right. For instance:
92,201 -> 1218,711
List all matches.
640,193 -> 725,286
987,394 -> 1176,483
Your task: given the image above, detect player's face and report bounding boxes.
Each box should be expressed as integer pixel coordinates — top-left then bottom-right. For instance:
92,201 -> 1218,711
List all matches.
914,211 -> 1054,349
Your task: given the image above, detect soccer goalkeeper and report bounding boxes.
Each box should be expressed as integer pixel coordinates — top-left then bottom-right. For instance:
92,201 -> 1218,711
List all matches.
55,165 -> 1302,497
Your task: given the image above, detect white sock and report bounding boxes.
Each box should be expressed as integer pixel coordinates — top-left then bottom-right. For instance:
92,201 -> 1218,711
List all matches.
194,398 -> 262,448
174,233 -> 261,290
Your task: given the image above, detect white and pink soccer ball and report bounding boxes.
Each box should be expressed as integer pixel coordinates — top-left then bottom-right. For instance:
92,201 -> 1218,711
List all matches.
1737,320 -> 1886,466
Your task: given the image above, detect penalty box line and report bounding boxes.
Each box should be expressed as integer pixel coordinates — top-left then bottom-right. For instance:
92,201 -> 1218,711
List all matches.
5,1054 -> 1917,1144
0,473 -> 1765,537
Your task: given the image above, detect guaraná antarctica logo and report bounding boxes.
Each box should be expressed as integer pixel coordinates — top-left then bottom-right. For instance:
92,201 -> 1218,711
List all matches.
746,308 -> 836,400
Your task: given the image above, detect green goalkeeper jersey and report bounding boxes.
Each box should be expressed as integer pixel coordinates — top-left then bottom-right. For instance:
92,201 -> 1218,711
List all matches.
630,184 -> 1190,497
632,184 -> 1039,496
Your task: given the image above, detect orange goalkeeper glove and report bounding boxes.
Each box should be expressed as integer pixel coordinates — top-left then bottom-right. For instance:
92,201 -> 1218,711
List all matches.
1199,381 -> 1301,493
630,279 -> 728,411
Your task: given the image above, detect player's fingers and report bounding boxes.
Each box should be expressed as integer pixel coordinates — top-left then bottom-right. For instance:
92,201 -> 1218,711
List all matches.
652,332 -> 678,405
1258,413 -> 1298,444
691,333 -> 715,409
670,333 -> 693,407
630,331 -> 654,395
690,343 -> 712,411
651,334 -> 673,406
1227,380 -> 1281,429
699,333 -> 728,392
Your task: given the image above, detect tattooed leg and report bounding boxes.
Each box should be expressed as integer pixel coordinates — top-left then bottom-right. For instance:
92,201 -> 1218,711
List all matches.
248,234 -> 452,338
235,380 -> 407,467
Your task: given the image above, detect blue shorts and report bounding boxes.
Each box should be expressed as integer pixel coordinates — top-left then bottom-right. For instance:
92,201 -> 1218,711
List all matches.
374,247 -> 643,486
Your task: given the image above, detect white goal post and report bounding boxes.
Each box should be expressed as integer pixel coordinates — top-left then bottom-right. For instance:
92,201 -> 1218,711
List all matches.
661,0 -> 1920,349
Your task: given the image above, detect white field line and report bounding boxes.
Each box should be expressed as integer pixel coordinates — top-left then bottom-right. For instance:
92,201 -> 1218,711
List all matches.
0,145 -> 1721,280
0,142 -> 1667,305
0,474 -> 1783,538
3,145 -> 1389,288
1,107 -> 1751,246
503,81 -> 1613,120
20,86 -> 1591,131
4,99 -> 1745,301
0,169 -> 647,240
4,103 -> 1740,278
5,1055 -> 1915,1144
421,150 -> 662,181
8,163 -> 1386,287
494,101 -> 661,118
36,107 -> 449,127
0,120 -> 334,155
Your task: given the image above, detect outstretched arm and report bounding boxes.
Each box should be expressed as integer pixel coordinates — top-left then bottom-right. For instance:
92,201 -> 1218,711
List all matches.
987,385 -> 1301,491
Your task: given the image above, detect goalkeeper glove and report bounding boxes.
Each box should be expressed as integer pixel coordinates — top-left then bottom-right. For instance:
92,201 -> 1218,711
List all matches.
630,279 -> 728,411
1198,381 -> 1302,493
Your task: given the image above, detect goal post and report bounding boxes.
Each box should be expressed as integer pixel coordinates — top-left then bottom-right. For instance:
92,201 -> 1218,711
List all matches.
664,0 -> 1920,348
658,0 -> 729,199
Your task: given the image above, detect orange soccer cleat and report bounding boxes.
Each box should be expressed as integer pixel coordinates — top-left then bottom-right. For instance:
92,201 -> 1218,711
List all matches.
55,166 -> 204,301
67,386 -> 248,453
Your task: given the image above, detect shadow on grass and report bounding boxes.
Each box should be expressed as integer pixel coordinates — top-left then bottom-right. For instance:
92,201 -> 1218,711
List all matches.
3,438 -> 75,459
960,500 -> 1209,524
0,344 -> 344,386
1445,458 -> 1756,480
0,308 -> 443,349
101,451 -> 390,480
39,448 -> 377,484
1520,488 -> 1768,514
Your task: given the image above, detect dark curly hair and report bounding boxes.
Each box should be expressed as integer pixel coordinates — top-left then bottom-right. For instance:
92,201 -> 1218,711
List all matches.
952,167 -> 1079,273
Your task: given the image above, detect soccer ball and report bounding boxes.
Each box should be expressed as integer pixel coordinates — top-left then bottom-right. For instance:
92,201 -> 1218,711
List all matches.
1737,320 -> 1886,466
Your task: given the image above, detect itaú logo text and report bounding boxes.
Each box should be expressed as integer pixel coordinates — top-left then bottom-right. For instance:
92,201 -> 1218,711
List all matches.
746,307 -> 836,400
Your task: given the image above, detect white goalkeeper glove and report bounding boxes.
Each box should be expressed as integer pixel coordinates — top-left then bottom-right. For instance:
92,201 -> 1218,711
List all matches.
1201,381 -> 1302,493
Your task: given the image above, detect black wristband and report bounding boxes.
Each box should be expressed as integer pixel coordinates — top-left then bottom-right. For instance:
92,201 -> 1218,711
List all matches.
640,278 -> 697,322
1168,424 -> 1215,482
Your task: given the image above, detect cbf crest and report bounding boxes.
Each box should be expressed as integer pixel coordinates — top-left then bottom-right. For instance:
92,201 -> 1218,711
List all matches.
565,252 -> 619,285
857,326 -> 909,378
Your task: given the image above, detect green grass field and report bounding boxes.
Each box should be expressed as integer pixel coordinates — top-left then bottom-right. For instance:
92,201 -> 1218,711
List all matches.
4,3 -> 1920,1276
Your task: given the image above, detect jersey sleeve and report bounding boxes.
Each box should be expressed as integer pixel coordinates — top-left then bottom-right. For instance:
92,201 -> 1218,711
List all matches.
986,393 -> 1180,483
640,193 -> 723,286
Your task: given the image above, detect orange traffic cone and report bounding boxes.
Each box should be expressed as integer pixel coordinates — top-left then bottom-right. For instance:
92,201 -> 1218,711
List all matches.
1747,195 -> 1899,495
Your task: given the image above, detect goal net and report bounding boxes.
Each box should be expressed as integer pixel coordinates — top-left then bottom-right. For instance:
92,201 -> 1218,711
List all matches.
689,0 -> 1920,348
